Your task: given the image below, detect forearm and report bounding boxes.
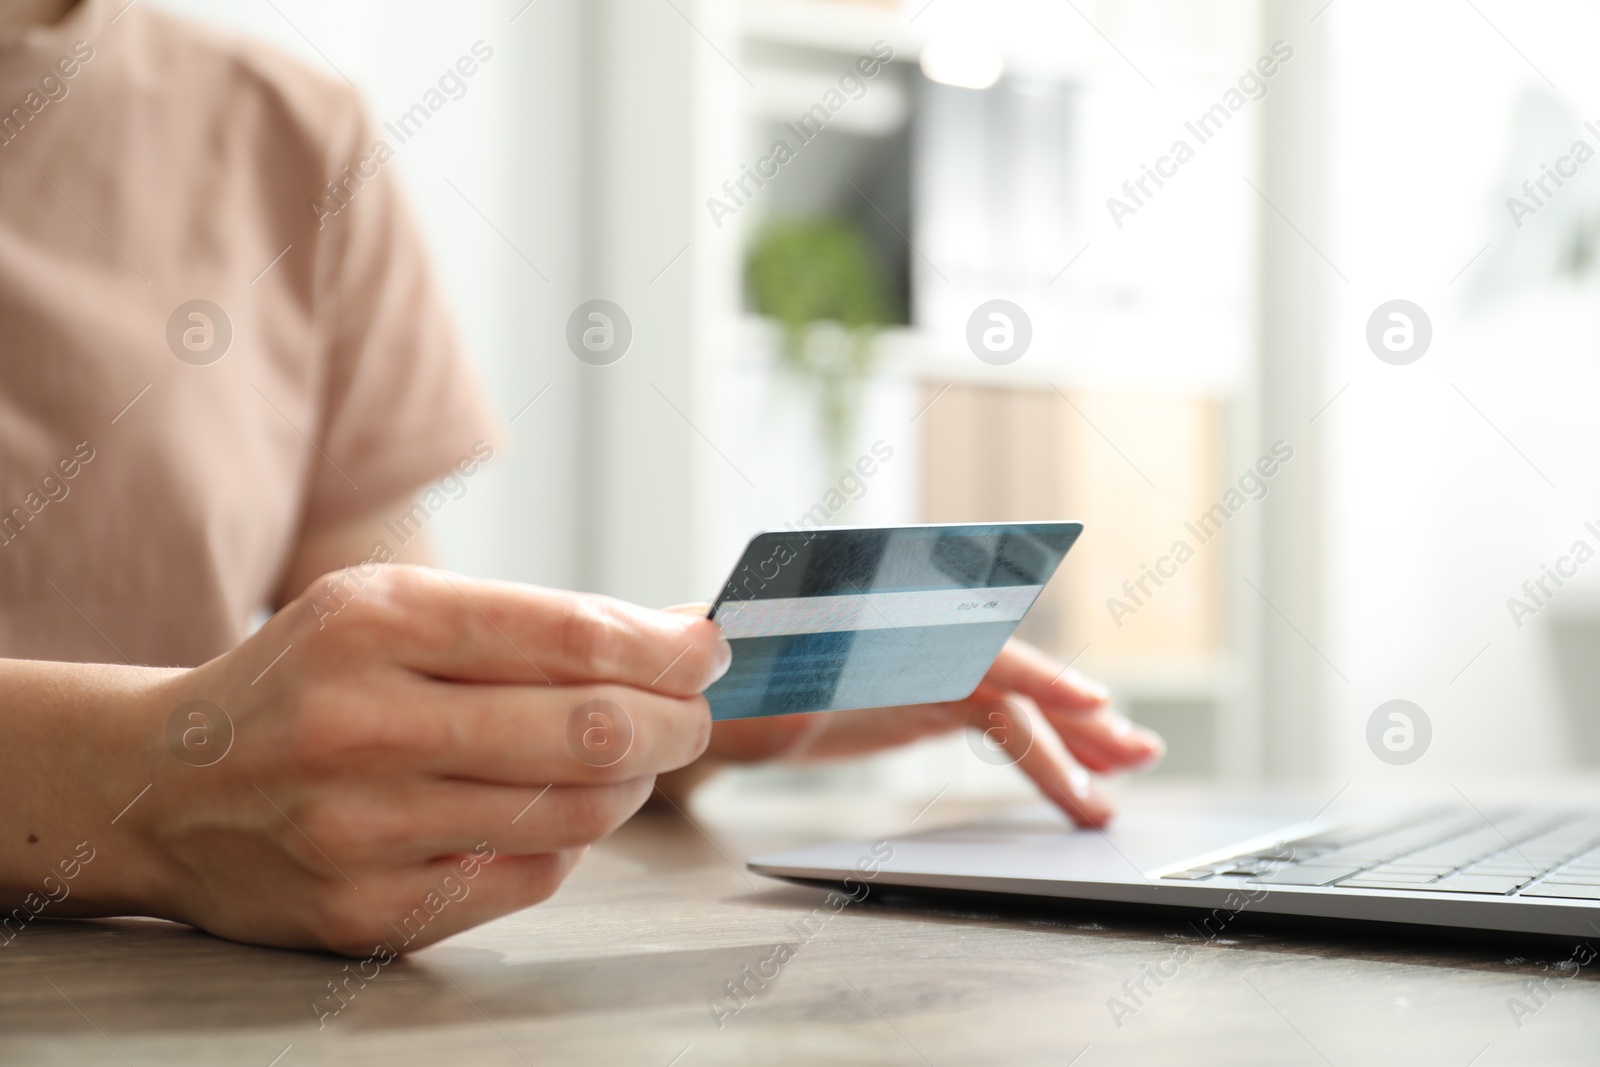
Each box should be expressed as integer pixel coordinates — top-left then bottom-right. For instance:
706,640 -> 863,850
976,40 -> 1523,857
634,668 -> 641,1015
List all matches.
273,496 -> 437,609
0,658 -> 181,923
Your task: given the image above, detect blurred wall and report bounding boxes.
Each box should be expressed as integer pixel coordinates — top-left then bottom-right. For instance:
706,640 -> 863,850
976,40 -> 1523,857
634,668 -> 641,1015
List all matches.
1321,0 -> 1600,781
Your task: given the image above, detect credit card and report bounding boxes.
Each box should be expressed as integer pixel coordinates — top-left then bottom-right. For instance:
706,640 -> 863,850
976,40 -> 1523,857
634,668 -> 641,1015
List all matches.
703,522 -> 1082,720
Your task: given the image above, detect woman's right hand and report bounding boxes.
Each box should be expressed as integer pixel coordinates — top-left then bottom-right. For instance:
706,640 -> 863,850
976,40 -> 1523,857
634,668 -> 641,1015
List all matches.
95,565 -> 728,955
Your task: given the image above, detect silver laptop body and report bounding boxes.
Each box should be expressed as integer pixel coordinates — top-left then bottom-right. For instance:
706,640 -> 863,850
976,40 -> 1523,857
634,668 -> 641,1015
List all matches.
749,793 -> 1600,938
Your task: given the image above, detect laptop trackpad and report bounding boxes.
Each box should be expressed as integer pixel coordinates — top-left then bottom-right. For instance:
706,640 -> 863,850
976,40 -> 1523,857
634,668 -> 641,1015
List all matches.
752,795 -> 1341,886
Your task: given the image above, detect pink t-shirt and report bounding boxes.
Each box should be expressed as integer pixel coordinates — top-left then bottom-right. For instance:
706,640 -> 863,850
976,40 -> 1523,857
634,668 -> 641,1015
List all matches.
0,0 -> 499,666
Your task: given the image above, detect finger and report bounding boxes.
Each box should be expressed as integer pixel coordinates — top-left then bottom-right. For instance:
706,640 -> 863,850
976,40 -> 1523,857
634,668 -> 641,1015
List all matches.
291,674 -> 711,786
293,778 -> 656,867
1043,706 -> 1165,772
983,639 -> 1109,713
305,567 -> 731,696
993,698 -> 1114,828
662,602 -> 712,617
705,712 -> 832,762
716,700 -> 971,764
409,680 -> 712,785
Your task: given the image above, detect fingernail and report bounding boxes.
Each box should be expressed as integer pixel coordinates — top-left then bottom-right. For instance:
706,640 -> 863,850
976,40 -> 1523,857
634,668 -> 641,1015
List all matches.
710,636 -> 733,685
1107,715 -> 1163,760
1133,728 -> 1165,765
1063,775 -> 1112,826
1084,791 -> 1114,825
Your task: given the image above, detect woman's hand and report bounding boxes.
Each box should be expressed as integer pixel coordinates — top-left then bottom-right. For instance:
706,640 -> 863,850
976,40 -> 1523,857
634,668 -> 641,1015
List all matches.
10,566 -> 729,956
664,605 -> 1162,827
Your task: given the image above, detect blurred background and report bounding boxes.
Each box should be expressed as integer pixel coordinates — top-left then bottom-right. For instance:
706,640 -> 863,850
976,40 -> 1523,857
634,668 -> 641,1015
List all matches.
157,0 -> 1600,806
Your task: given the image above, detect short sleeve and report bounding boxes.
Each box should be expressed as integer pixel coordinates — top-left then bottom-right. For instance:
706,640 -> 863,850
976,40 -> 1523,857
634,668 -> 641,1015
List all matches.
301,107 -> 502,528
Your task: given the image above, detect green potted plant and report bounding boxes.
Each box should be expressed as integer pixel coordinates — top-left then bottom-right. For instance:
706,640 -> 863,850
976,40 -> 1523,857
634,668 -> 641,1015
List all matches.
746,218 -> 895,473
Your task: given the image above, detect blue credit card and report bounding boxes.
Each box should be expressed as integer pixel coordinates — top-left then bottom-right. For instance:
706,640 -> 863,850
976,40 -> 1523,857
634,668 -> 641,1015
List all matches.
703,522 -> 1082,720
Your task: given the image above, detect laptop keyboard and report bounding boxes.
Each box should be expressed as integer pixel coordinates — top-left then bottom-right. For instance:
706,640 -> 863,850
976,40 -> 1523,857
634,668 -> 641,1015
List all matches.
1160,808 -> 1600,899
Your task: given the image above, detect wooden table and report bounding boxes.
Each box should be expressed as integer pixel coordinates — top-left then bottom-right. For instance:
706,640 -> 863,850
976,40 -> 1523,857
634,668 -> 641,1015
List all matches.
4,787 -> 1598,1065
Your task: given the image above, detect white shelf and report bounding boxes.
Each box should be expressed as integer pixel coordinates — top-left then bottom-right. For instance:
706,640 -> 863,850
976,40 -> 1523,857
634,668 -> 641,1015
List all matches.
741,0 -> 1263,86
728,315 -> 1245,396
741,0 -> 924,58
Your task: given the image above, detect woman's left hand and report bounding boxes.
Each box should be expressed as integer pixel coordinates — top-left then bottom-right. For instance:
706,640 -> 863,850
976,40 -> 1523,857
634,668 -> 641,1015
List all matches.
664,614 -> 1164,827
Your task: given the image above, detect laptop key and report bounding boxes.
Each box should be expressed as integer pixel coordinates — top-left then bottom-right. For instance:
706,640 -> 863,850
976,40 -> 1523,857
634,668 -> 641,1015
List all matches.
1429,875 -> 1530,894
1337,876 -> 1524,894
1356,869 -> 1439,883
1336,880 -> 1441,891
1159,869 -> 1218,881
1344,883 -> 1504,895
1519,884 -> 1600,901
1249,866 -> 1366,886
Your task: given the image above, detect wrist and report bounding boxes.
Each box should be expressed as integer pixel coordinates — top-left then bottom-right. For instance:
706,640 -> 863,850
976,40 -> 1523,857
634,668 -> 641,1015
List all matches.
0,660 -> 188,924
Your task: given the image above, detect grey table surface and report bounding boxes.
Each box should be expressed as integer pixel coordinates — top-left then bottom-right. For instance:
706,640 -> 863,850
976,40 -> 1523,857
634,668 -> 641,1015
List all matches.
3,786 -> 1599,1066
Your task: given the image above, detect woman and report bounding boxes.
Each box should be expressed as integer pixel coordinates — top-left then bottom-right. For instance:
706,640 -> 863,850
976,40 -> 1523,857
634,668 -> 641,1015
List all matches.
0,0 -> 1161,955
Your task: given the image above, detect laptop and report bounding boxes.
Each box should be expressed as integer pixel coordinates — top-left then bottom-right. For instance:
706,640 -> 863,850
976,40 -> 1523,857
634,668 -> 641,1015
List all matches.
748,791 -> 1600,938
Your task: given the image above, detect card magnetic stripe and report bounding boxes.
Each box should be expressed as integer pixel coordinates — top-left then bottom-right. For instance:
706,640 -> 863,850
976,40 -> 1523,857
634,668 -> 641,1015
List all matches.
705,522 -> 1081,721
